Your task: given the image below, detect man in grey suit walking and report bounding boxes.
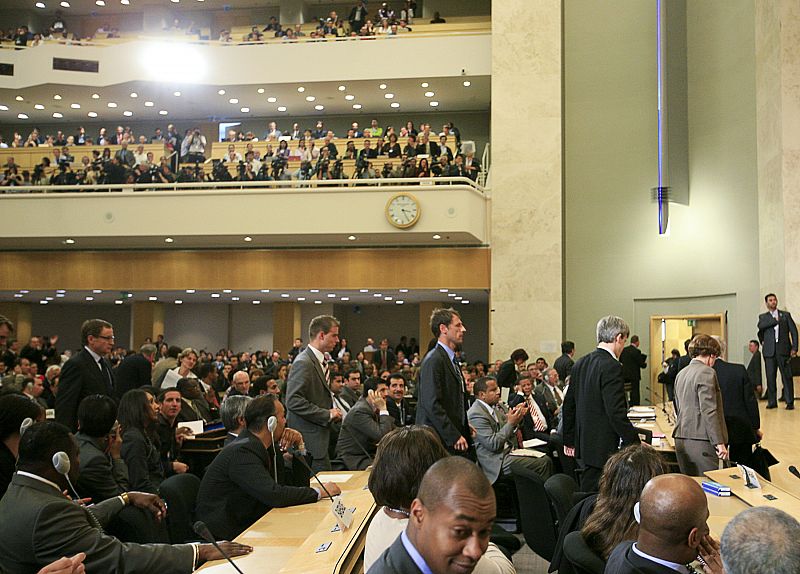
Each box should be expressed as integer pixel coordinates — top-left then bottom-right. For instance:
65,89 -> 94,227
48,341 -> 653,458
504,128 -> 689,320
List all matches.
286,315 -> 343,471
757,293 -> 798,409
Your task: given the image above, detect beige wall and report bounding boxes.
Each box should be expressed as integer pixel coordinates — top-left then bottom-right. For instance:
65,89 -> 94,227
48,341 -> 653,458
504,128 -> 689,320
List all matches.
564,0 -> 761,367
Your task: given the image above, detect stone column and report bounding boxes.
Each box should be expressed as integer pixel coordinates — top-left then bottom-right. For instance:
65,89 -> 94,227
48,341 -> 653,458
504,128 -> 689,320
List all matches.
132,302 -> 164,350
490,0 -> 563,363
273,302 -> 301,356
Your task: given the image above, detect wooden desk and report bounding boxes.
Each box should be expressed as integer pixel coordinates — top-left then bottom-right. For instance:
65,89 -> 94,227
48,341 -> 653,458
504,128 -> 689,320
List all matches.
691,477 -> 748,538
704,468 -> 800,522
196,471 -> 375,574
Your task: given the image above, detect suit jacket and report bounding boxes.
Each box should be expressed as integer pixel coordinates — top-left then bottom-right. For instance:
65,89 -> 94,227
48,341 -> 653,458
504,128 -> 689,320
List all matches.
496,359 -> 519,389
113,353 -> 152,400
415,344 -> 470,452
713,358 -> 760,435
120,427 -> 164,494
468,400 -> 516,483
553,353 -> 574,382
373,349 -> 396,371
415,141 -> 440,157
340,386 -> 360,407
285,347 -> 334,465
75,432 -> 129,502
336,397 -> 395,470
619,345 -> 647,382
746,349 -> 762,389
56,348 -> 115,432
604,541 -> 678,574
673,359 -> 728,445
535,383 -> 562,417
367,532 -> 423,574
508,392 -> 556,441
195,430 -> 317,540
387,398 -> 415,426
0,473 -> 195,574
562,348 -> 640,469
757,309 -> 798,357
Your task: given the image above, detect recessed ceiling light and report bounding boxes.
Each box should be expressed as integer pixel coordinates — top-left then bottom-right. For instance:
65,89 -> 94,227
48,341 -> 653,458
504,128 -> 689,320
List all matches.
164,237 -> 174,243
305,96 -> 315,102
228,98 -> 238,104
399,289 -> 409,293
218,89 -> 226,95
34,104 -> 44,110
462,300 -> 470,304
277,106 -> 287,112
63,238 -> 75,244
260,289 -> 270,293
257,88 -> 265,94
341,296 -> 350,302
123,111 -> 133,116
87,111 -> 98,117
120,0 -> 129,5
396,300 -> 404,305
186,289 -> 195,293
144,101 -> 154,107
211,293 -> 220,298
360,289 -> 369,293
384,296 -> 393,301
267,97 -> 277,103
454,296 -> 463,301
70,103 -> 81,109
424,91 -> 435,97
440,289 -> 449,293
223,289 -> 232,293
96,0 -> 105,6
297,297 -> 306,301
252,300 -> 261,305
338,85 -> 346,91
173,91 -> 181,97
115,300 -> 123,304
432,234 -> 441,240
463,81 -> 471,87
53,94 -> 62,100
429,101 -> 439,107
92,289 -> 102,294
175,299 -> 183,304
60,1 -> 70,7
327,293 -> 336,298
374,293 -> 383,298
297,87 -> 305,92
35,2 -> 45,7
56,290 -> 65,294
45,297 -> 54,301
345,94 -> 355,101
384,93 -> 394,99
390,102 -> 400,108
159,110 -> 168,115
347,235 -> 356,241
0,105 -> 8,111
39,300 -> 48,305
243,236 -> 252,242
231,296 -> 239,301
353,104 -> 362,109
379,83 -> 387,89
314,300 -> 322,305
314,105 -> 324,111
17,113 -> 28,119
85,296 -> 94,301
19,290 -> 30,294
56,293 -> 65,298
421,82 -> 429,88
310,289 -> 320,293
240,107 -> 250,113
15,96 -> 23,101
107,102 -> 117,108
129,92 -> 137,98
448,293 -> 457,297
281,293 -> 290,298
149,296 -> 158,301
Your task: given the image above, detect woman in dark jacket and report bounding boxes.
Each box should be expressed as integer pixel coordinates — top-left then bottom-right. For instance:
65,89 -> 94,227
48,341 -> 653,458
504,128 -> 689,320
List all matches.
118,388 -> 163,493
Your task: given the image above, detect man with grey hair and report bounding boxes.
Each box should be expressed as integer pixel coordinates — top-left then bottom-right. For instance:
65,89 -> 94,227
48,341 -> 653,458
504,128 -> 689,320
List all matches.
220,395 -> 252,445
562,315 -> 640,491
721,507 -> 800,574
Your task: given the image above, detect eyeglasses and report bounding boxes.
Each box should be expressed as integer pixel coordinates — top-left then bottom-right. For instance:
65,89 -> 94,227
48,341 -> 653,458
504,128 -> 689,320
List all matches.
95,335 -> 116,342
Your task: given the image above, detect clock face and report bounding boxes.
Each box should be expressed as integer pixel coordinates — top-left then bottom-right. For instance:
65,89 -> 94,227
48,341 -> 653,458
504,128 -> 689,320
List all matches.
386,194 -> 421,229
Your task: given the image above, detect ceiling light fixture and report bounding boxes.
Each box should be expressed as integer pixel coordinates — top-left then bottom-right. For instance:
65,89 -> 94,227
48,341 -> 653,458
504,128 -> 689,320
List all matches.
390,102 -> 400,108
35,2 -> 46,7
463,81 -> 471,87
186,289 -> 195,293
310,289 -> 320,293
120,0 -> 129,5
70,103 -> 80,109
359,289 -> 369,293
379,83 -> 387,89
17,113 -> 28,119
60,1 -> 70,7
96,0 -> 105,5
454,296 -> 463,301
399,288 -> 409,293
144,101 -> 154,107
85,296 -> 94,301
211,293 -> 220,298
448,293 -> 457,297
107,102 -> 117,108
396,300 -> 404,305
63,238 -> 75,244
345,94 -> 355,101
341,296 -> 350,301
424,91 -> 435,97
19,290 -> 30,294
327,293 -> 336,298
314,105 -> 324,111
267,97 -> 277,103
15,96 -> 23,101
228,98 -> 238,104
338,85 -> 346,91
173,91 -> 181,97
462,300 -> 470,304
87,111 -> 98,117
384,93 -> 394,99
40,300 -> 48,305
218,89 -> 226,95
297,297 -> 306,301
277,106 -> 287,112
123,111 -> 133,116
297,87 -> 305,92
231,296 -> 239,301
92,289 -> 102,293
305,96 -> 315,102
149,296 -> 158,301
432,234 -> 441,240
374,293 -> 383,298
115,300 -> 123,304
223,289 -> 232,293
0,105 -> 8,111
353,104 -> 362,110
243,236 -> 252,242
164,237 -> 174,243
281,293 -> 290,298
53,94 -> 62,100
257,88 -> 265,94
347,235 -> 356,241
314,300 -> 322,305
252,300 -> 261,305
175,299 -> 183,304
34,104 -> 44,110
429,101 -> 439,107
421,82 -> 429,88
260,289 -> 270,293
129,92 -> 137,98
384,296 -> 393,301
240,107 -> 250,113
439,288 -> 449,292
159,110 -> 168,115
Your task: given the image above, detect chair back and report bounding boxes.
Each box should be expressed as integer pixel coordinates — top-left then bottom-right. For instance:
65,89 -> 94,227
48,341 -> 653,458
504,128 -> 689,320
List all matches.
159,473 -> 201,543
513,472 -> 558,562
544,473 -> 576,528
562,531 -> 605,574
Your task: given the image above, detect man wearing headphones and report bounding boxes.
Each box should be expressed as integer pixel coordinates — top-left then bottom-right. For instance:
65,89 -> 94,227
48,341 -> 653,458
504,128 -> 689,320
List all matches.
196,395 -> 341,540
0,421 -> 252,573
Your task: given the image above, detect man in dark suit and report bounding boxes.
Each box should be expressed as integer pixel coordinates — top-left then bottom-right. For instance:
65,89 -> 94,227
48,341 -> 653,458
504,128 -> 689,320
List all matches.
196,396 -> 340,540
113,343 -> 156,400
745,339 -> 763,398
535,368 -> 564,418
605,474 -> 716,574
286,315 -> 343,471
386,372 -> 415,426
509,376 -> 557,445
714,356 -> 762,465
415,308 -> 473,458
341,369 -> 362,406
368,457 -> 495,574
496,348 -> 528,389
620,335 -> 648,406
56,319 -> 117,432
336,378 -> 395,470
0,421 -> 251,573
373,338 -> 396,372
757,293 -> 798,409
562,315 -> 641,491
553,340 -> 575,383
415,134 -> 440,158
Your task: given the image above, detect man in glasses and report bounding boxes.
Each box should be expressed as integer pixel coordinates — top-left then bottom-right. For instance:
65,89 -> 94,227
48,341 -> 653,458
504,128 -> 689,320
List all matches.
56,319 -> 117,432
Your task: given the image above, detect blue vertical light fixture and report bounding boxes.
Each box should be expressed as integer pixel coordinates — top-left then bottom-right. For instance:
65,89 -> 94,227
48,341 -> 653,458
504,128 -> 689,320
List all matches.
654,0 -> 670,235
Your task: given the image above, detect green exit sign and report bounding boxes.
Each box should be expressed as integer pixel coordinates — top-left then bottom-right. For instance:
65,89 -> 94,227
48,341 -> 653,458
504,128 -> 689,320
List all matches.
687,319 -> 697,327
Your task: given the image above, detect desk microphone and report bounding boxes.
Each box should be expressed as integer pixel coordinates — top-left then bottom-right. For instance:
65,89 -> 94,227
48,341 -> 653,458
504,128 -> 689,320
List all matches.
788,465 -> 800,480
193,521 -> 246,574
287,447 -> 335,500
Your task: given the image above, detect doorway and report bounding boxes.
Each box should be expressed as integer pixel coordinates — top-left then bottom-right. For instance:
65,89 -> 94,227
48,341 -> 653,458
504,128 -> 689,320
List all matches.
648,313 -> 727,405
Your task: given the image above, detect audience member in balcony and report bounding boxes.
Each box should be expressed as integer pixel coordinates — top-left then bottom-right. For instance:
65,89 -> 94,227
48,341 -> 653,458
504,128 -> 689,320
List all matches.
451,154 -> 468,178
109,126 -> 124,145
245,26 -> 262,42
359,139 -> 378,161
97,127 -> 109,146
133,145 -> 148,167
367,119 -> 383,138
343,141 -> 358,160
322,133 -> 338,158
349,1 -> 368,35
54,131 -> 67,146
430,11 -> 447,24
184,129 -> 207,163
75,127 -> 87,145
312,120 -> 325,139
361,19 -> 376,36
400,1 -> 415,24
416,134 -> 439,158
416,158 -> 431,178
381,134 -> 401,157
115,142 -> 135,167
287,123 -> 301,140
378,2 -> 395,22
13,26 -> 29,47
405,121 -> 418,137
223,144 -> 241,163
275,139 -> 291,160
433,155 -> 454,178
377,19 -> 391,34
438,135 -> 454,162
263,16 -> 281,35
293,24 -> 305,37
149,128 -> 163,143
265,122 -> 282,141
403,135 -> 418,158
464,151 -> 481,181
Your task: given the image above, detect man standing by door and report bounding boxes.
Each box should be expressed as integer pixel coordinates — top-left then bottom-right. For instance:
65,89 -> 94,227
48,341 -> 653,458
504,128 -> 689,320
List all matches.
757,293 -> 798,410
619,335 -> 647,406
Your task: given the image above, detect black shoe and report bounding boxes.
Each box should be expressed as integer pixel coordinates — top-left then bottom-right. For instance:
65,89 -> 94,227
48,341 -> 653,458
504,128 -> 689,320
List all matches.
787,404 -> 795,410
766,404 -> 778,409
